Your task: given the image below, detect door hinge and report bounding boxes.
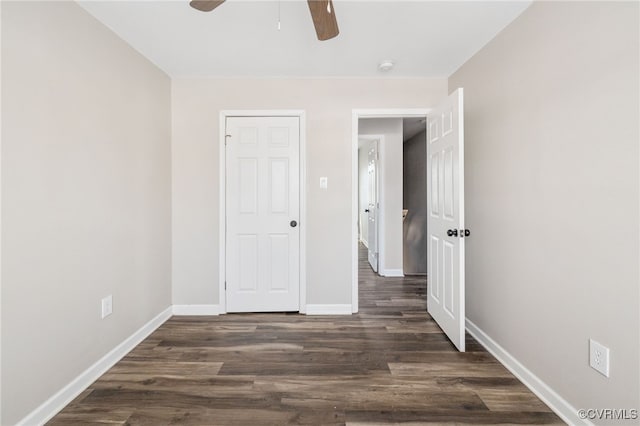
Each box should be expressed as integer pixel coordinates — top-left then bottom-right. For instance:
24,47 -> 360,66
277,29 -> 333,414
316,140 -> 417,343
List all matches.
224,281 -> 227,290
225,134 -> 232,145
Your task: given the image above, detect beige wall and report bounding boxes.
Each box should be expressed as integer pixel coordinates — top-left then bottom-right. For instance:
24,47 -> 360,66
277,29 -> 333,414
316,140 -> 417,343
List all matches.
1,2 -> 172,424
171,78 -> 447,306
450,0 -> 639,416
359,118 -> 404,275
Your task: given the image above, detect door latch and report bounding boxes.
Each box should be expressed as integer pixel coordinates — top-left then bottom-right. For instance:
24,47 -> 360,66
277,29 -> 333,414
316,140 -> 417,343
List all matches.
447,229 -> 470,238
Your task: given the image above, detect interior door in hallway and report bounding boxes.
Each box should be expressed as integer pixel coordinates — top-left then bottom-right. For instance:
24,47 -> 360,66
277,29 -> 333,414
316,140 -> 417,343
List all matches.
225,116 -> 300,312
367,140 -> 379,272
427,88 -> 466,351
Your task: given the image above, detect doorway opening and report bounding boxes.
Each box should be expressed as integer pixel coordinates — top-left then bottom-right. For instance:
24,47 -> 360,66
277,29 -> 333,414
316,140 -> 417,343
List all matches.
352,90 -> 466,352
351,109 -> 430,313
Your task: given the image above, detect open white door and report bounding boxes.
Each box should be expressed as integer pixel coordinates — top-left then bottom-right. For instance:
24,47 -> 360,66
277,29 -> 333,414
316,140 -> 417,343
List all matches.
367,140 -> 379,272
225,116 -> 300,312
427,88 -> 465,351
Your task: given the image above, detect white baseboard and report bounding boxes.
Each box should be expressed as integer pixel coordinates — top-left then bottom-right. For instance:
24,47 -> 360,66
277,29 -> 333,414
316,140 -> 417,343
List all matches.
305,304 -> 353,315
17,306 -> 173,426
172,304 -> 221,315
380,269 -> 404,277
466,319 -> 589,426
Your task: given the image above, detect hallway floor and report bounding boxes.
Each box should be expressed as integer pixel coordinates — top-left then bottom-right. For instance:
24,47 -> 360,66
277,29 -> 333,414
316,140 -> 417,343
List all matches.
49,245 -> 562,425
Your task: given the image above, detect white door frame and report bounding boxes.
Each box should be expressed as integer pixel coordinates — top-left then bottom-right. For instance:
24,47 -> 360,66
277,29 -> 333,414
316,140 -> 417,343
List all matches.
351,109 -> 430,313
219,110 -> 307,314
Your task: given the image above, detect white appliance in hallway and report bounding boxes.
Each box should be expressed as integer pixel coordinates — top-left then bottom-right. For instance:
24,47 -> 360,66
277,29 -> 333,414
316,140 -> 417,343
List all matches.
225,116 -> 301,312
426,88 -> 466,352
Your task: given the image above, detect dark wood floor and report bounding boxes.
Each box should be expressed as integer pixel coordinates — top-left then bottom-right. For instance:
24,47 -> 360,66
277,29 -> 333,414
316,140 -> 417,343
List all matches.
49,245 -> 562,425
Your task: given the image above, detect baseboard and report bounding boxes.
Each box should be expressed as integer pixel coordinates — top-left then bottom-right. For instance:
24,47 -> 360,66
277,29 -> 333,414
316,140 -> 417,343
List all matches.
380,269 -> 404,277
305,304 -> 353,315
172,304 -> 221,315
466,319 -> 589,426
17,306 -> 173,426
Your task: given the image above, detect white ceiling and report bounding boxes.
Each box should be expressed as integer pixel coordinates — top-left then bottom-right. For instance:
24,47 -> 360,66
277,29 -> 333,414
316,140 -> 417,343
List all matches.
78,0 -> 531,78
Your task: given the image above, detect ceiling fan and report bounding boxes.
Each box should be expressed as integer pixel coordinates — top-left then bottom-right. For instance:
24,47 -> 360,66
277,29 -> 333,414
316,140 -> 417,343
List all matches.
189,0 -> 339,41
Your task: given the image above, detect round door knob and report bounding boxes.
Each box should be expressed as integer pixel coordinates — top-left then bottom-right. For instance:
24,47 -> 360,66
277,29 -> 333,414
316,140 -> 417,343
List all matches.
447,229 -> 458,237
364,209 -> 370,213
290,220 -> 298,228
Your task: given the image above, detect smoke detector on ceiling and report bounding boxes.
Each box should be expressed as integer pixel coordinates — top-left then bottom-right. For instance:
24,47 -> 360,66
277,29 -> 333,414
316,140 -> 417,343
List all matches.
378,60 -> 394,72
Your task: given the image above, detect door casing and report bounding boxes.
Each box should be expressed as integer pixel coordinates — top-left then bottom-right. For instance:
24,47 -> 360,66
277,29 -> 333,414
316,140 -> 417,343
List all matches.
219,110 -> 307,314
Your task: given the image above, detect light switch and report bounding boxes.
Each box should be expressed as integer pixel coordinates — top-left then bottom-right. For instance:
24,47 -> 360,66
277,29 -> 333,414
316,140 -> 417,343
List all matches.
320,177 -> 328,189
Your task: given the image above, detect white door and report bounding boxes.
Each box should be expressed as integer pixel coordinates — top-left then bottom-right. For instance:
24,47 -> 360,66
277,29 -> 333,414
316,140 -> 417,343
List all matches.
225,116 -> 300,312
367,140 -> 379,272
427,88 -> 466,351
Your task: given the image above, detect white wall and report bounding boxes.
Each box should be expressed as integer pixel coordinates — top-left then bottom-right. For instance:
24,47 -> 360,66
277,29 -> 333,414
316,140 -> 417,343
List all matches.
1,2 -> 172,424
450,0 -> 639,417
172,78 -> 447,306
358,118 -> 404,275
358,143 -> 369,246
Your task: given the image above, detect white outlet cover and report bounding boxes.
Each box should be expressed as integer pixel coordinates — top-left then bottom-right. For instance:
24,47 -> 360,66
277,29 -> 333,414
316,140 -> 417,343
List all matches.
589,338 -> 610,377
101,295 -> 113,319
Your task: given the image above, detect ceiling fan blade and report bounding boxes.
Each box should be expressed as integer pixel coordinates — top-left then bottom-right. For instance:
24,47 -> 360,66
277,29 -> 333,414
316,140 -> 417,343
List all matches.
190,0 -> 225,12
307,0 -> 339,41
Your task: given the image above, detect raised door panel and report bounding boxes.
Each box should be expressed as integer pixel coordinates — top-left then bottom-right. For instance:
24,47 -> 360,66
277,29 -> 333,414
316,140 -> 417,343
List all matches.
237,235 -> 258,292
429,235 -> 440,302
442,240 -> 455,317
269,159 -> 289,214
238,158 -> 258,214
268,234 -> 290,292
429,152 -> 440,218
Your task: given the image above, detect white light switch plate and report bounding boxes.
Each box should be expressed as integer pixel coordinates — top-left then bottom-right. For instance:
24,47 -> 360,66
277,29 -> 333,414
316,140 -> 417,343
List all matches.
101,295 -> 113,319
320,177 -> 328,189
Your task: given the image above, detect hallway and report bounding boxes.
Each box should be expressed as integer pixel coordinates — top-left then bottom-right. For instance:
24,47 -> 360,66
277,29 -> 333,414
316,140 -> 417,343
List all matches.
49,247 -> 561,425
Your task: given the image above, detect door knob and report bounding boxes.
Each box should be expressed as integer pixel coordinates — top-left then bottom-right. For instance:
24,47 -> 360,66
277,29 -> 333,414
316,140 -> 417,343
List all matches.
290,220 -> 298,228
447,229 -> 458,237
364,209 -> 370,213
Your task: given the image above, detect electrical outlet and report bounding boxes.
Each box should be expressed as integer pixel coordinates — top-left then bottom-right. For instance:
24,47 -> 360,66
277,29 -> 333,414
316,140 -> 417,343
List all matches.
101,295 -> 113,319
589,339 -> 610,377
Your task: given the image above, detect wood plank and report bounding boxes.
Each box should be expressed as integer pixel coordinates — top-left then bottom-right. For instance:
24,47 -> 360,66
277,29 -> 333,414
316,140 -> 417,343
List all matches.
388,362 -> 513,378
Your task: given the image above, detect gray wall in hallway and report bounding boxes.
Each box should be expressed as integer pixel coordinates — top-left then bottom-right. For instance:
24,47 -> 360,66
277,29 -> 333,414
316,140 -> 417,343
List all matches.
403,130 -> 427,274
